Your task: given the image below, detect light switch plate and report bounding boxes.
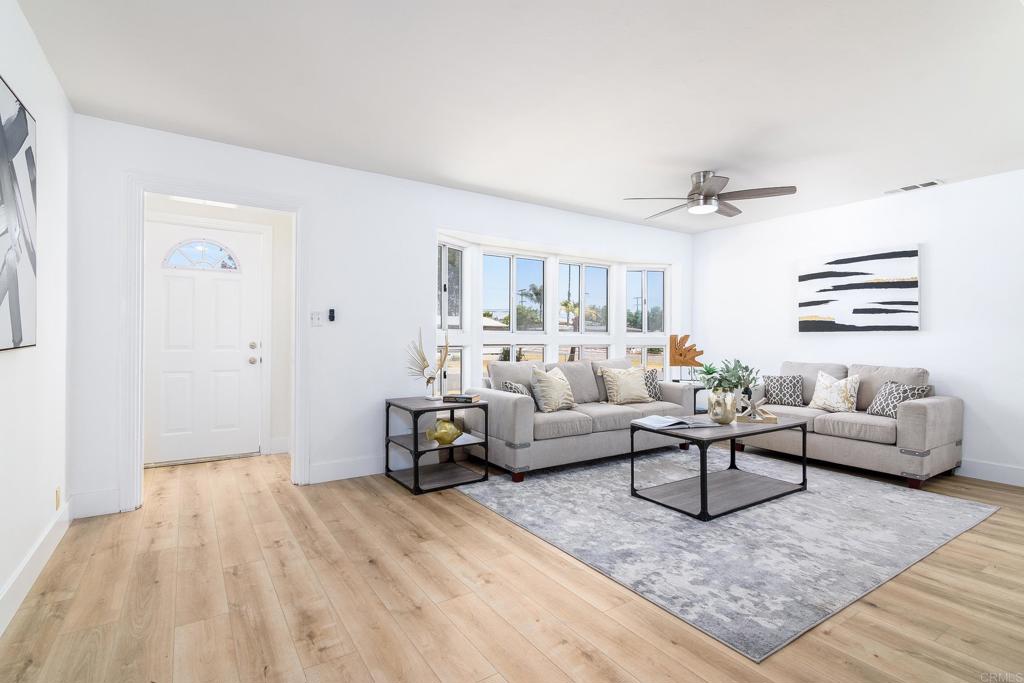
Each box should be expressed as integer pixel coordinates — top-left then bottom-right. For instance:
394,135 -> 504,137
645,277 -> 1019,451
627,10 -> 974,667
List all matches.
310,311 -> 324,327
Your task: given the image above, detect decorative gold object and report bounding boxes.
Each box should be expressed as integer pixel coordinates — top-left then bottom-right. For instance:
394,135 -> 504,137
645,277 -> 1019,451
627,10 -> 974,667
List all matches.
405,329 -> 448,400
707,388 -> 737,425
426,419 -> 462,445
669,334 -> 705,381
736,395 -> 778,423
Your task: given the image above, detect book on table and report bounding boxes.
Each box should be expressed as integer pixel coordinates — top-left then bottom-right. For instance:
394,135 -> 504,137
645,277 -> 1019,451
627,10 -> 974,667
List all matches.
632,414 -> 715,430
442,393 -> 481,404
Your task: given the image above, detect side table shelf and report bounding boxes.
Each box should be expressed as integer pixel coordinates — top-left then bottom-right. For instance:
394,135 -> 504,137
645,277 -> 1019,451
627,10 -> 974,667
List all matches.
385,397 -> 489,494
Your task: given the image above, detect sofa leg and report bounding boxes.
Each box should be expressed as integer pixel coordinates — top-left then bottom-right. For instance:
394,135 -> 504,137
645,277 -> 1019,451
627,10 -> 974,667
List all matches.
511,472 -> 525,483
734,443 -> 746,452
679,443 -> 690,451
906,478 -> 923,489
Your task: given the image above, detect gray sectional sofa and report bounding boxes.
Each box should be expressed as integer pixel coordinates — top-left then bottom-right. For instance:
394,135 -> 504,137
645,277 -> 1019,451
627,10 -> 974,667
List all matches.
463,357 -> 695,480
740,361 -> 964,488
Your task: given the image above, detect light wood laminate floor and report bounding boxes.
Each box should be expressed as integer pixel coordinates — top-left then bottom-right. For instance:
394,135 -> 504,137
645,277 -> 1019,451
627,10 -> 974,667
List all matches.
1,454 -> 1023,682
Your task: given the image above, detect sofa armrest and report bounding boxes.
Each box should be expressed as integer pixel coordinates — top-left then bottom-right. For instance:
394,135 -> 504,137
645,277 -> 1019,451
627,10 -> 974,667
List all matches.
896,396 -> 963,453
462,387 -> 535,446
659,382 -> 695,415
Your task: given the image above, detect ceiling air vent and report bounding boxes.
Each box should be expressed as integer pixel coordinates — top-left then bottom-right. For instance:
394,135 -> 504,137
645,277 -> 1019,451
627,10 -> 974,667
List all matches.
884,180 -> 943,195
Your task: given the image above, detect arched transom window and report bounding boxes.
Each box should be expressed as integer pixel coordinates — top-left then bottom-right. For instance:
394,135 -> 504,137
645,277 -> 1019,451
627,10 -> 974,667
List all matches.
163,240 -> 239,271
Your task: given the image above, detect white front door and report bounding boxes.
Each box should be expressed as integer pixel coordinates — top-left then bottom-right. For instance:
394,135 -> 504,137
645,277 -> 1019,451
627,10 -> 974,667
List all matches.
143,222 -> 264,464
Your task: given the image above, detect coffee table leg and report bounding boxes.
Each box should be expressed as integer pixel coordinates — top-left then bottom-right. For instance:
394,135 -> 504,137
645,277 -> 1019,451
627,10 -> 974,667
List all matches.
801,423 -> 808,488
698,442 -> 709,521
629,427 -> 636,496
729,438 -> 737,469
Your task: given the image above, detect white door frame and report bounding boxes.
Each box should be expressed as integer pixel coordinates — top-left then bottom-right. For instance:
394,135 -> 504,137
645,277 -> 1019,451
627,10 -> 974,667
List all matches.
144,212 -> 277,461
120,173 -> 310,512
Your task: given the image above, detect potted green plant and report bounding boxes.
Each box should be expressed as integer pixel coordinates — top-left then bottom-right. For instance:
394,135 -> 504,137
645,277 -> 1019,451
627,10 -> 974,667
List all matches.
697,360 -> 759,424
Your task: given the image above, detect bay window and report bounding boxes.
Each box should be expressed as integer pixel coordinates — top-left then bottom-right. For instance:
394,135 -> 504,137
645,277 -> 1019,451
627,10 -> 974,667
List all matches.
626,268 -> 665,333
584,265 -> 609,333
437,243 -> 463,330
436,346 -> 463,395
483,253 -> 545,333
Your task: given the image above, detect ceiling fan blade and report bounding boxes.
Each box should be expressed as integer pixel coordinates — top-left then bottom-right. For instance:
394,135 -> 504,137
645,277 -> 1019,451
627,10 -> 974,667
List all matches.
623,197 -> 688,201
646,201 -> 694,220
716,201 -> 742,217
701,175 -> 729,197
718,186 -> 796,201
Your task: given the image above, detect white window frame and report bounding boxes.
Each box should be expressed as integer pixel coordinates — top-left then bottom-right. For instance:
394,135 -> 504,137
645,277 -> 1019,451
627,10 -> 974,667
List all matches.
626,344 -> 668,378
438,242 -> 464,331
438,345 -> 464,395
582,263 -> 610,334
482,252 -> 546,334
626,268 -> 666,334
481,343 -> 546,374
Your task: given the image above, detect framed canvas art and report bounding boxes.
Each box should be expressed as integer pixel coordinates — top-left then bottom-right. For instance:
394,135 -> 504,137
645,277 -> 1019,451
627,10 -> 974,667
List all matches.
0,74 -> 37,351
798,247 -> 919,332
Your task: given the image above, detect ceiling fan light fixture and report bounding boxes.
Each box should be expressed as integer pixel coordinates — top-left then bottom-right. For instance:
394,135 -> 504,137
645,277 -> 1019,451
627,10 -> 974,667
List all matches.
687,196 -> 718,215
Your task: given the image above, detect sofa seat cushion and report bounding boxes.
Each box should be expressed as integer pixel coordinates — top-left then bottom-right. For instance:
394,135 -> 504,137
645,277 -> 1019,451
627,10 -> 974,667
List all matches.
572,402 -> 642,432
631,400 -> 690,419
762,405 -> 829,432
814,412 -> 896,445
534,410 -> 593,440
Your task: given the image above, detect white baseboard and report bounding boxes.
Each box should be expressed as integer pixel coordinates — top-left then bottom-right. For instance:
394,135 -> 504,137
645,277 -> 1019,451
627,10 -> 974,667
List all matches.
958,458 -> 1024,487
70,487 -> 121,519
308,455 -> 382,485
266,436 -> 291,455
0,505 -> 70,638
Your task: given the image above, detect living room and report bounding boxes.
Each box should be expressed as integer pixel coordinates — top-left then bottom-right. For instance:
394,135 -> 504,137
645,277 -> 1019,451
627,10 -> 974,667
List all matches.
1,0 -> 1023,681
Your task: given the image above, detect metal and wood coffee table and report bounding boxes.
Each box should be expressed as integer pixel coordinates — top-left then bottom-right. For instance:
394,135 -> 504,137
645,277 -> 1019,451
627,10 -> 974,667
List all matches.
630,417 -> 808,521
385,396 -> 489,494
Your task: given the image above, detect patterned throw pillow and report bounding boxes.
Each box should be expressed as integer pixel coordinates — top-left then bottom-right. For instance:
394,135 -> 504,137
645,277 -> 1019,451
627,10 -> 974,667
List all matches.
644,369 -> 662,401
763,375 -> 803,406
500,380 -> 532,397
601,367 -> 654,405
530,366 -> 576,412
808,371 -> 860,413
866,380 -> 930,418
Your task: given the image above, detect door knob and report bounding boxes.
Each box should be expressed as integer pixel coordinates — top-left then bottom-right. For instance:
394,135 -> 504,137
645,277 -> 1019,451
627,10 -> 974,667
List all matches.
248,357 -> 257,365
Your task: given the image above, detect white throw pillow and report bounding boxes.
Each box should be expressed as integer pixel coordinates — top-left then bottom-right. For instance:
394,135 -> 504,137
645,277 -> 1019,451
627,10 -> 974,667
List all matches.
601,367 -> 654,405
530,366 -> 576,413
808,371 -> 860,413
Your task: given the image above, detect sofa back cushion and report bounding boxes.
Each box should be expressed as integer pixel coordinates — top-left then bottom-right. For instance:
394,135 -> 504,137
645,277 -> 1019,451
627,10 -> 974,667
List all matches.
849,364 -> 929,411
591,357 -> 633,402
780,361 -> 848,406
544,360 -> 600,404
488,360 -> 544,389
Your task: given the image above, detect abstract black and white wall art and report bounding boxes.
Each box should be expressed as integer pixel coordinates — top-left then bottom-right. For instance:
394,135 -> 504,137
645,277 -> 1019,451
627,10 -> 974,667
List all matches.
0,75 -> 37,351
798,247 -> 919,332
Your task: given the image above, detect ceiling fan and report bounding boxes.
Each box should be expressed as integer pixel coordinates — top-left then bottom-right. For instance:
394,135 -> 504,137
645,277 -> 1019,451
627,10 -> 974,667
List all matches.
625,171 -> 796,219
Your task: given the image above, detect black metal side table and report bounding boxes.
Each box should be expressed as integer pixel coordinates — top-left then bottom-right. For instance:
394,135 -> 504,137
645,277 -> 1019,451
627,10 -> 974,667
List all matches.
385,397 -> 489,494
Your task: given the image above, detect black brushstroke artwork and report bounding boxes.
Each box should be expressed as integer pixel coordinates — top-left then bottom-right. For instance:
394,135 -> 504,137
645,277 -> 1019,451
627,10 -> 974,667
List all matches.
799,321 -> 919,332
825,250 -> 919,265
816,280 -> 918,293
799,246 -> 920,333
797,270 -> 871,282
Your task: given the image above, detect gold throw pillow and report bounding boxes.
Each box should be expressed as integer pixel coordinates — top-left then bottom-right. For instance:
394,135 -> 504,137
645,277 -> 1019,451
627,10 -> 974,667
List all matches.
808,371 -> 860,413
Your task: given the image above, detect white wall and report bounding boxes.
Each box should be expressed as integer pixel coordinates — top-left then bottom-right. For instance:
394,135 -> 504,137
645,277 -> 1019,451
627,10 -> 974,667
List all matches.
0,0 -> 72,635
67,115 -> 693,513
693,170 -> 1024,485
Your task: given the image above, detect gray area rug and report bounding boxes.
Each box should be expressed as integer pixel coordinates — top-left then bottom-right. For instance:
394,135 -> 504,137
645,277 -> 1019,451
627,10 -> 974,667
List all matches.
459,448 -> 997,661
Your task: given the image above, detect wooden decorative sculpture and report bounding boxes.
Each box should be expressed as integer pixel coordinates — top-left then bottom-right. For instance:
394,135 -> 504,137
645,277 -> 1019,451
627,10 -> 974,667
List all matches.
669,334 -> 704,367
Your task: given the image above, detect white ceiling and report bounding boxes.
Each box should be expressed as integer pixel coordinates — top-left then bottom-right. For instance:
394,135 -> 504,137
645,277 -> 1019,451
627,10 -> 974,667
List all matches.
19,0 -> 1024,232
